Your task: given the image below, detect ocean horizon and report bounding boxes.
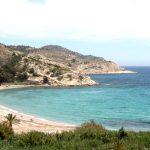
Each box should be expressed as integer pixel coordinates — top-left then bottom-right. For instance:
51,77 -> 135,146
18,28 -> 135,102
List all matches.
0,66 -> 149,131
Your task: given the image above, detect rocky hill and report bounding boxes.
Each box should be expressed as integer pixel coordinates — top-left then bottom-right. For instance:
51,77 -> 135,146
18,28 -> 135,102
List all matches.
7,44 -> 132,74
0,44 -> 96,86
0,43 -> 133,87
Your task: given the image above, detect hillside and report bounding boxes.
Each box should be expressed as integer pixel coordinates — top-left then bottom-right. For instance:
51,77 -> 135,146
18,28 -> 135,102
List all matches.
0,43 -> 134,86
0,44 -> 96,86
7,44 -> 132,74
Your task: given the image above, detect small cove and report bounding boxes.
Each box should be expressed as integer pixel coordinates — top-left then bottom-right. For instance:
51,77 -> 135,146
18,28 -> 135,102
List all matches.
0,67 -> 150,131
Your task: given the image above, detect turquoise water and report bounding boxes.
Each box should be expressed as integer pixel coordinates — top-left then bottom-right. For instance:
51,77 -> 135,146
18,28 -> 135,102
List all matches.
0,67 -> 150,131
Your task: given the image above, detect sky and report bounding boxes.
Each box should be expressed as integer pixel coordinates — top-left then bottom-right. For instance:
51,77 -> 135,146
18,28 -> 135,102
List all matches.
0,0 -> 150,66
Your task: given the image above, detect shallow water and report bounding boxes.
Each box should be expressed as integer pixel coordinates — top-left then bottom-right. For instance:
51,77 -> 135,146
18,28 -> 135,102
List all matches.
0,67 -> 150,131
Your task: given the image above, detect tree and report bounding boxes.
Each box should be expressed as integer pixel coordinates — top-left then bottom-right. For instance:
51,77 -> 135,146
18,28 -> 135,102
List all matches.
4,113 -> 19,128
43,76 -> 49,84
67,74 -> 72,81
79,75 -> 84,81
71,59 -> 76,63
16,72 -> 28,82
29,68 -> 34,74
0,123 -> 14,140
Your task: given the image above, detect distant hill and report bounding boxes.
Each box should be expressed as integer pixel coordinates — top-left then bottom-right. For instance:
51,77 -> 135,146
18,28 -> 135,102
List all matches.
8,45 -> 105,64
6,44 -> 129,74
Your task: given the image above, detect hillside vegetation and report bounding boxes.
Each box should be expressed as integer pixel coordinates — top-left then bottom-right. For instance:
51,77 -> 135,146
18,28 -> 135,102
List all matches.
0,120 -> 149,150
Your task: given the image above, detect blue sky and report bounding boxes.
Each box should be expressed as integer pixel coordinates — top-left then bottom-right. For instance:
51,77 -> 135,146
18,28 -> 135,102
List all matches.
0,0 -> 150,66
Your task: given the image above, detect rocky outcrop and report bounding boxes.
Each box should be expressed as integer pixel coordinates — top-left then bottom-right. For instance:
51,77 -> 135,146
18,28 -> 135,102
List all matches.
22,54 -> 97,86
77,61 -> 126,74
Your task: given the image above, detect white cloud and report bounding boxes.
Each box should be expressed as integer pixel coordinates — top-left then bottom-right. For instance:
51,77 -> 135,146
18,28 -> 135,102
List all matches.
27,0 -> 46,4
0,0 -> 150,41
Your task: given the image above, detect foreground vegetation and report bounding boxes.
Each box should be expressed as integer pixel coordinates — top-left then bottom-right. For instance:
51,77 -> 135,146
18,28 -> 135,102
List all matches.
0,117 -> 149,150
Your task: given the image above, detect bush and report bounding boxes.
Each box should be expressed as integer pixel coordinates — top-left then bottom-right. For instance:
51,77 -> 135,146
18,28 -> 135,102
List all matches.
0,69 -> 14,82
28,68 -> 34,74
117,127 -> 128,140
51,67 -> 63,77
33,72 -> 39,77
17,131 -> 50,147
57,76 -> 63,81
0,53 -> 26,83
75,121 -> 106,140
0,121 -> 149,150
68,63 -> 72,67
16,72 -> 28,82
113,139 -> 126,150
78,75 -> 84,81
71,59 -> 76,63
43,76 -> 49,84
67,74 -> 72,81
0,123 -> 14,140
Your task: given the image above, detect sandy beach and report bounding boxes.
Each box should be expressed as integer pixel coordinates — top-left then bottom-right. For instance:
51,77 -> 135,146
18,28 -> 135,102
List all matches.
0,84 -> 57,91
0,84 -> 76,134
0,105 -> 75,134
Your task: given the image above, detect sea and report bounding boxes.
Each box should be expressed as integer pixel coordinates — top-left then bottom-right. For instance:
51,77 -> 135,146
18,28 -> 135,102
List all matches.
0,66 -> 150,131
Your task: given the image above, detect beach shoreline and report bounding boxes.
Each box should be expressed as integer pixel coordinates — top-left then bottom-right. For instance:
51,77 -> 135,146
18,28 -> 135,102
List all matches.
0,84 -> 57,91
0,70 -> 137,134
0,105 -> 76,134
0,70 -> 136,91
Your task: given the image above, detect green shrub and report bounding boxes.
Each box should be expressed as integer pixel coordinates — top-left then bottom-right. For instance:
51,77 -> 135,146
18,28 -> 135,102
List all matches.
51,67 -> 63,77
68,63 -> 72,67
78,75 -> 84,81
0,121 -> 149,150
71,59 -> 76,63
43,76 -> 49,84
67,74 -> 72,81
117,127 -> 128,140
46,71 -> 50,75
113,139 -> 126,150
17,131 -> 49,147
0,123 -> 14,140
23,58 -> 28,63
33,72 -> 39,77
57,76 -> 63,81
50,74 -> 55,77
0,69 -> 14,82
0,53 -> 26,83
16,72 -> 28,82
75,121 -> 106,140
28,68 -> 34,74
